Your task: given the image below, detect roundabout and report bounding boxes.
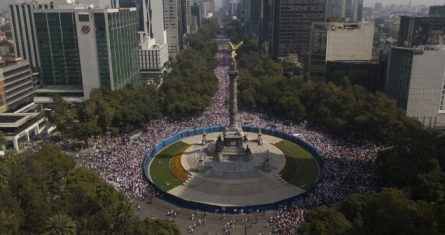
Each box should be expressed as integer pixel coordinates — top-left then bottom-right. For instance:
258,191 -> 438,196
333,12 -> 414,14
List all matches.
143,38 -> 323,213
144,127 -> 322,212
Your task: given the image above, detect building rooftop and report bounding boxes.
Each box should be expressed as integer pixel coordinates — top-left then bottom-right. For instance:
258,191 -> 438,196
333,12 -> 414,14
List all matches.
0,113 -> 40,129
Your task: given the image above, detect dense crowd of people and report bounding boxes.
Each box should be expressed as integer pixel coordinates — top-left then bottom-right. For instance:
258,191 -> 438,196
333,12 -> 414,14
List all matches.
69,35 -> 381,233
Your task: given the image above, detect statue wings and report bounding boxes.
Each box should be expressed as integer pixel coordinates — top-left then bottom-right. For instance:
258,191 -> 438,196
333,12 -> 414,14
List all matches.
229,41 -> 243,51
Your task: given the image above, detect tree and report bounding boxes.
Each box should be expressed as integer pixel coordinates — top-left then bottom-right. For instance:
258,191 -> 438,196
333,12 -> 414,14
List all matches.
299,206 -> 352,235
413,170 -> 445,203
0,145 -> 179,234
44,214 -> 77,235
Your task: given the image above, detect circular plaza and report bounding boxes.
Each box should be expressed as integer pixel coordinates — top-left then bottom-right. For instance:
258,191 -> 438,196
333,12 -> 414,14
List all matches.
144,127 -> 322,212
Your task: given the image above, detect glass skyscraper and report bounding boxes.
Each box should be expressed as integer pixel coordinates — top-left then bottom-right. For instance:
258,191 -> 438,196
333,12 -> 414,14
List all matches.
33,7 -> 140,98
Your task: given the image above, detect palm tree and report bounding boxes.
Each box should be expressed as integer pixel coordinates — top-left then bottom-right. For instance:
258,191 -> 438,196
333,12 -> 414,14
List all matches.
44,214 -> 77,235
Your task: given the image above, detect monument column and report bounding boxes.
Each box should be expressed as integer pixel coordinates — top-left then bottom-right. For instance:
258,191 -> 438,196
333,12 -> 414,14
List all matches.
228,64 -> 239,128
222,41 -> 244,149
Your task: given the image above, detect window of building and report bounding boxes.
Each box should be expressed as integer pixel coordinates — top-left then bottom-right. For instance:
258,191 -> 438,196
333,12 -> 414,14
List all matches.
78,14 -> 89,22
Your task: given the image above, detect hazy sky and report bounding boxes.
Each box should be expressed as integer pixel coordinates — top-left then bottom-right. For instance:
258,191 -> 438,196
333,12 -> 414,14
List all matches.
1,0 -> 444,12
213,0 -> 444,8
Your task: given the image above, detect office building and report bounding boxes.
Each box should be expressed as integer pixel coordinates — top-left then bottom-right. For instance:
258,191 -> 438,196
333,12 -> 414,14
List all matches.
271,0 -> 326,60
0,111 -> 47,150
9,0 -> 117,70
191,2 -> 202,32
243,0 -> 261,36
429,5 -> 445,17
33,6 -> 139,101
120,0 -> 169,76
345,0 -> 362,22
386,45 -> 445,129
201,0 -> 215,18
226,0 -> 240,18
326,0 -> 346,20
137,0 -> 169,78
0,58 -> 34,112
0,57 -> 46,150
325,60 -> 386,92
397,16 -> 445,47
182,0 -> 192,35
9,0 -> 58,69
258,0 -> 275,54
139,37 -> 168,76
134,0 -> 169,78
164,0 -> 182,59
309,22 -> 374,82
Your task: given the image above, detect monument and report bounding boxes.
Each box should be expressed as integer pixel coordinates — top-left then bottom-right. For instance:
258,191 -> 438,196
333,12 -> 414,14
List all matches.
219,41 -> 245,157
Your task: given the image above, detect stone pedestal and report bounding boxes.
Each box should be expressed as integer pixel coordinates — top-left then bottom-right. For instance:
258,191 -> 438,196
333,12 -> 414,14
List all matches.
223,126 -> 243,148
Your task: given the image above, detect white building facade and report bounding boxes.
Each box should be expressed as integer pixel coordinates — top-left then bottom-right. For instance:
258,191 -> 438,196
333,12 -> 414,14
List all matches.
309,22 -> 374,82
386,45 -> 445,129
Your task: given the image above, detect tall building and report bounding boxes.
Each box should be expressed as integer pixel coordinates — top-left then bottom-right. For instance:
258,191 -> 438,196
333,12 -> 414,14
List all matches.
135,0 -> 169,78
164,0 -> 182,59
326,0 -> 346,20
309,22 -> 374,82
344,0 -> 362,22
258,0 -> 275,54
9,0 -> 118,71
243,0 -> 261,36
191,2 -> 202,29
9,0 -> 58,70
397,16 -> 445,47
271,0 -> 326,60
201,0 -> 215,18
386,45 -> 445,129
0,58 -> 34,112
226,0 -> 240,18
429,5 -> 445,17
120,0 -> 169,76
182,0 -> 192,35
33,6 -> 140,100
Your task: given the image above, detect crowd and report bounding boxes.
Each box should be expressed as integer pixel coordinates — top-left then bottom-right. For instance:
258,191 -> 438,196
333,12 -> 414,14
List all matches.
69,34 -> 381,233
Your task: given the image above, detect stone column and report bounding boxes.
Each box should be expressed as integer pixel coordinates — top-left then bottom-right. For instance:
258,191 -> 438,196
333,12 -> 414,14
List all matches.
228,63 -> 239,128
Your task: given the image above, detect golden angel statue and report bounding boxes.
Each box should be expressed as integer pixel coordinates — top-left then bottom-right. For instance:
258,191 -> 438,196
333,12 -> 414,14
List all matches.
229,41 -> 243,64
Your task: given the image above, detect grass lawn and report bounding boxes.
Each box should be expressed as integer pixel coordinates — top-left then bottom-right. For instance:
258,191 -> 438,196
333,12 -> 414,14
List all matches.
149,141 -> 190,191
274,140 -> 320,190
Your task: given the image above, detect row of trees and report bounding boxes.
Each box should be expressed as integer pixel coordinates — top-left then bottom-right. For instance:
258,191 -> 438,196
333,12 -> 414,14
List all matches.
237,54 -> 419,142
299,188 -> 445,235
159,19 -> 218,118
225,19 -> 445,234
0,145 -> 179,234
300,129 -> 445,234
50,19 -> 219,140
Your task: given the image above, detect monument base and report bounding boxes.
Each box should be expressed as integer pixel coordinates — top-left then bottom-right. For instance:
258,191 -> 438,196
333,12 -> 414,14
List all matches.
223,125 -> 243,147
218,125 -> 246,159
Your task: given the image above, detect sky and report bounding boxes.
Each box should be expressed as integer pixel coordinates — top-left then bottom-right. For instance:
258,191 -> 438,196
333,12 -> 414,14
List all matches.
212,0 -> 443,8
1,0 -> 444,12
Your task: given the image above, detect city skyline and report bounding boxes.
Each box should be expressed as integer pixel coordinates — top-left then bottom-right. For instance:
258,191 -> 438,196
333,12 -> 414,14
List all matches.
1,0 -> 445,11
